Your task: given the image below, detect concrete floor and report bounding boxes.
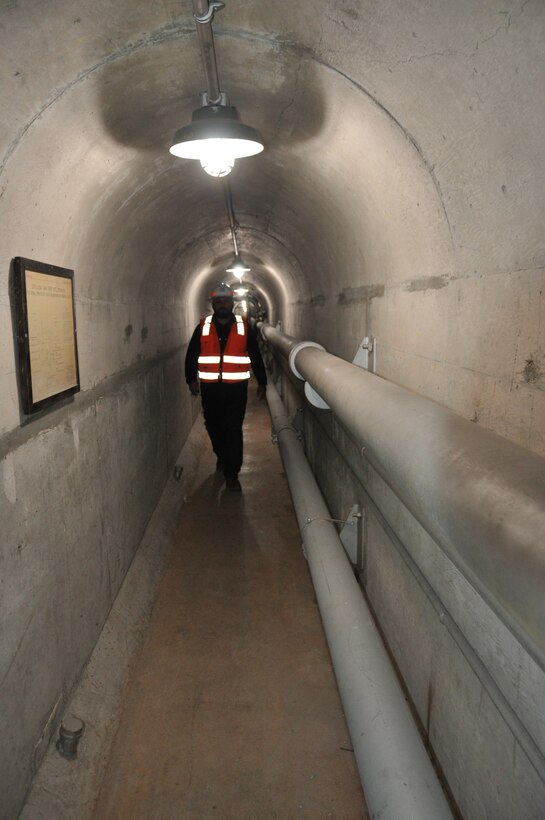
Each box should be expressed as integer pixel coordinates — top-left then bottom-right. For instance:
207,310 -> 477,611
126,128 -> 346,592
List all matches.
91,386 -> 367,819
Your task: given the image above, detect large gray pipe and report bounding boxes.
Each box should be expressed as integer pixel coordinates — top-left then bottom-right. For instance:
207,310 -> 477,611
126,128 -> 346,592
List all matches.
266,381 -> 453,820
260,324 -> 299,359
260,324 -> 545,671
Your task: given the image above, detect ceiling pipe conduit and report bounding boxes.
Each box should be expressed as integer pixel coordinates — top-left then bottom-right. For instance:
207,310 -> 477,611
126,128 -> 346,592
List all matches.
192,0 -> 223,104
265,379 -> 453,820
258,323 -> 545,672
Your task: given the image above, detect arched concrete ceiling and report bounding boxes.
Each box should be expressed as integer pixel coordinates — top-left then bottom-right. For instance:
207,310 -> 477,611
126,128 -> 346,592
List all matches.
0,5 -> 452,313
1,0 -> 544,448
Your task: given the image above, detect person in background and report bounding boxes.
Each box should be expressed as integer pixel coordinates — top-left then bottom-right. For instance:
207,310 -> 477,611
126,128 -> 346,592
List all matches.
185,282 -> 267,491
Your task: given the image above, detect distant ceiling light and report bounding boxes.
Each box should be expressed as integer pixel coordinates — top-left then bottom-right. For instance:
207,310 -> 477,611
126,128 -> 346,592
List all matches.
170,104 -> 264,178
226,253 -> 251,280
234,286 -> 248,296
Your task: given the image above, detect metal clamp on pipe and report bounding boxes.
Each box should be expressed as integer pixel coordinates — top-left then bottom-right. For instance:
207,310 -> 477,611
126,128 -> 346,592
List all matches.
193,0 -> 225,24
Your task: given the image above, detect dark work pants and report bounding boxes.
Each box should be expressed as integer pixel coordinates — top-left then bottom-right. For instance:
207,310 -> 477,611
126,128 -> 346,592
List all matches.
200,381 -> 248,477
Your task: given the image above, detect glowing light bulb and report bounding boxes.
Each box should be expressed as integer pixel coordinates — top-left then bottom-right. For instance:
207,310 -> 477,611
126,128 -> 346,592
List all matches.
199,158 -> 234,177
198,140 -> 235,177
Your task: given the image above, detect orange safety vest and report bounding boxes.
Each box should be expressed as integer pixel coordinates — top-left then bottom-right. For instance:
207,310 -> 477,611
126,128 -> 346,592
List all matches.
198,315 -> 251,383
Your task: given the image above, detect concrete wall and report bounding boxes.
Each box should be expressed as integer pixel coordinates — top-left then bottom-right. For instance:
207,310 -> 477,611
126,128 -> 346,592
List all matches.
1,0 -> 544,816
0,355 -> 191,818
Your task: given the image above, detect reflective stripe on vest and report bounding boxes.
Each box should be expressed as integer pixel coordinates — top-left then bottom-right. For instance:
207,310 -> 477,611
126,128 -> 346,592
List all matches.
198,315 -> 250,382
198,370 -> 251,381
222,371 -> 251,380
223,355 -> 251,364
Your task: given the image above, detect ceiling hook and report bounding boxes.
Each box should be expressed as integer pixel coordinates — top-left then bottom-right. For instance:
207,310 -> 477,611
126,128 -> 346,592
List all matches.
194,1 -> 225,25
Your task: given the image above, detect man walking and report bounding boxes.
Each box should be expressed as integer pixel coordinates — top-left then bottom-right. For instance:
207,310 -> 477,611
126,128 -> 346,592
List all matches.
185,283 -> 267,491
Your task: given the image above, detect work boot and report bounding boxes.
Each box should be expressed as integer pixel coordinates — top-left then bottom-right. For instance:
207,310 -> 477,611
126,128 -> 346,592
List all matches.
225,475 -> 241,492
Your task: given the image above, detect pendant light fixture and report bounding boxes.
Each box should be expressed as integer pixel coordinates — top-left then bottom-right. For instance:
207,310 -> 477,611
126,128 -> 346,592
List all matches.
169,1 -> 264,177
226,253 -> 251,278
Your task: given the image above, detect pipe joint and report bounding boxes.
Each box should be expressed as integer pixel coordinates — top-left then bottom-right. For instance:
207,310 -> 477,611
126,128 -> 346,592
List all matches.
289,341 -> 326,380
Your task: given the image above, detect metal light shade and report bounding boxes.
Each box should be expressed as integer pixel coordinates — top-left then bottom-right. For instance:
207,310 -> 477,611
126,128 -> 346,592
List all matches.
170,104 -> 264,171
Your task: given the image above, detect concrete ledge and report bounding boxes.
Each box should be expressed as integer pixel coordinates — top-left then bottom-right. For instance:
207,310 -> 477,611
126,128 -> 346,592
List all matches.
0,346 -> 184,461
19,416 -> 207,820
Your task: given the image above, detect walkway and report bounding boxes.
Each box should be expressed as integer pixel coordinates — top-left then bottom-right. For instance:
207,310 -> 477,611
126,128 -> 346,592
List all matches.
92,385 -> 366,819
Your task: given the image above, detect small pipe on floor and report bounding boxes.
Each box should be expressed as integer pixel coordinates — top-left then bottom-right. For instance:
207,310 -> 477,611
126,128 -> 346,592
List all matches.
56,717 -> 85,760
266,380 -> 453,820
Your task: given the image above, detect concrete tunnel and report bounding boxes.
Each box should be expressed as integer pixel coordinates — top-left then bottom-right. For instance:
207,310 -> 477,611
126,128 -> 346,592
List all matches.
1,1 -> 545,817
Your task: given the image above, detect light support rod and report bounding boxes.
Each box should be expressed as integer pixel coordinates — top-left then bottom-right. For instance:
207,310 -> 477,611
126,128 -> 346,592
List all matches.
223,179 -> 239,255
192,0 -> 224,104
223,180 -> 251,278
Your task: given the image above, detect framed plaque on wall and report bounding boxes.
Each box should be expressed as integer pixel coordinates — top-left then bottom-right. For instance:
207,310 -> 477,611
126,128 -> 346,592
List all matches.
13,256 -> 80,415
